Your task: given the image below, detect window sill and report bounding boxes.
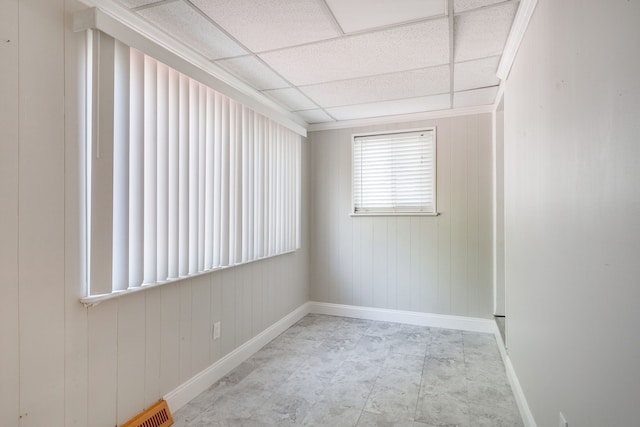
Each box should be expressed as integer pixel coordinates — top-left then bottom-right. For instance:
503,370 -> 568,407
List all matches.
80,249 -> 297,307
350,212 -> 440,217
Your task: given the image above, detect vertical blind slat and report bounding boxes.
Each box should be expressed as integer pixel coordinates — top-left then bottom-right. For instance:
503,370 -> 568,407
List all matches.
213,93 -> 222,268
87,40 -> 301,297
204,88 -> 215,270
167,68 -> 179,279
220,97 -> 229,266
188,80 -> 199,275
90,32 -> 115,296
178,74 -> 189,277
112,39 -> 130,292
129,47 -> 144,288
143,55 -> 158,285
156,62 -> 169,284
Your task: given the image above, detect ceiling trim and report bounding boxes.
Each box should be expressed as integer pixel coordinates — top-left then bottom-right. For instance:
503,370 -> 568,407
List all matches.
447,0 -> 455,108
75,0 -> 308,136
492,82 -> 506,112
496,0 -> 539,80
307,104 -> 495,132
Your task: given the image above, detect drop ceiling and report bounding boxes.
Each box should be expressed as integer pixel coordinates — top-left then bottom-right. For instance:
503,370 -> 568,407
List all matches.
113,0 -> 519,126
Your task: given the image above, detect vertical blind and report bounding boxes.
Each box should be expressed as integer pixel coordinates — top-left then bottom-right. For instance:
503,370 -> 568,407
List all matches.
352,129 -> 436,214
87,31 -> 301,297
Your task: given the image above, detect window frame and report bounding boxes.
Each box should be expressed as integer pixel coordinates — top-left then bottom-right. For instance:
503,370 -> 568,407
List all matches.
79,28 -> 302,306
351,127 -> 438,217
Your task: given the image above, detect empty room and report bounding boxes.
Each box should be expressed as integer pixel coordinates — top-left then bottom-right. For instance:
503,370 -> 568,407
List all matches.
1,0 -> 639,426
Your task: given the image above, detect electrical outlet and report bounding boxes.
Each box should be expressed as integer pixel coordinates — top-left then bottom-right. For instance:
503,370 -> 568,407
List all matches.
213,321 -> 221,340
559,412 -> 568,427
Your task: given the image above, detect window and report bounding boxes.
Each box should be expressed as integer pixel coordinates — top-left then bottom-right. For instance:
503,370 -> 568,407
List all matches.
83,30 -> 301,302
352,129 -> 436,215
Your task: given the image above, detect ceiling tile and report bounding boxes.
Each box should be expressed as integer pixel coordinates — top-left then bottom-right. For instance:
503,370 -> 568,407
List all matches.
325,0 -> 446,33
454,1 -> 518,62
454,56 -> 500,91
300,66 -> 450,108
294,109 -> 335,124
260,19 -> 450,86
326,94 -> 451,121
215,56 -> 289,90
191,0 -> 340,52
454,0 -> 509,13
262,88 -> 318,111
138,1 -> 247,60
453,86 -> 499,108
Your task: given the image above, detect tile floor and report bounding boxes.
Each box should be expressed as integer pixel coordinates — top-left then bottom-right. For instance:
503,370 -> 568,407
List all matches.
172,314 -> 523,427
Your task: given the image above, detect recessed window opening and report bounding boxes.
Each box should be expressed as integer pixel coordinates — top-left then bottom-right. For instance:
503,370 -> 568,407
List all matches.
352,128 -> 436,215
84,30 -> 301,301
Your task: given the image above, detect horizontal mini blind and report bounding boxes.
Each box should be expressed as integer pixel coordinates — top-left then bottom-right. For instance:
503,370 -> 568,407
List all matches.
87,31 -> 301,298
352,129 -> 436,215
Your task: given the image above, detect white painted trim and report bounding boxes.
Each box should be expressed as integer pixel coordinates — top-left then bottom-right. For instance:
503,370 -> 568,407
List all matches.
308,105 -> 494,132
491,96 -> 499,315
496,0 -> 539,80
504,354 -> 537,427
493,326 -> 537,427
311,302 -> 536,425
163,302 -> 311,413
80,250 -> 297,307
73,4 -> 307,136
491,89 -> 505,316
308,302 -> 496,333
492,82 -> 506,113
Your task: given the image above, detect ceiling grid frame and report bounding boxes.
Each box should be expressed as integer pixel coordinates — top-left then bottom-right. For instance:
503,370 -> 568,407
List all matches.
250,10 -> 451,57
318,0 -> 346,37
448,0 -> 455,109
102,0 -> 523,125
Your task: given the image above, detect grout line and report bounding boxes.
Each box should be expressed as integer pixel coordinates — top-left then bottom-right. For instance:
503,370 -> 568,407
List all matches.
413,344 -> 429,421
177,312 -> 520,425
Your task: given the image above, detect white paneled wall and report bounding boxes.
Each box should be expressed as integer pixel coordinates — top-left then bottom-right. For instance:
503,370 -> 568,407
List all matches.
309,115 -> 493,318
504,0 -> 640,425
0,0 -> 20,425
494,108 -> 505,316
86,254 -> 308,427
0,1 -> 67,426
0,2 -> 309,426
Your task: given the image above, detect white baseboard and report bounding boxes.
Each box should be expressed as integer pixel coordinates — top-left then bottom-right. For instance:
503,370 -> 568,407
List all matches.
165,299 -> 535,427
313,301 -> 536,426
504,355 -> 537,427
164,302 -> 311,413
308,301 -> 496,333
492,322 -> 537,427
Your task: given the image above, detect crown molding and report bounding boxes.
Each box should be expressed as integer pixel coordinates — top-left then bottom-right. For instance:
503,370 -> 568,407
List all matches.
496,0 -> 539,80
75,1 -> 308,136
308,104 -> 494,132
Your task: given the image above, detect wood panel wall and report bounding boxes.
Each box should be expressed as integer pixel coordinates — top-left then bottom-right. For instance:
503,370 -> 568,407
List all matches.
504,1 -> 640,425
0,2 -> 309,426
309,115 -> 494,319
86,254 -> 308,427
0,0 -> 21,425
